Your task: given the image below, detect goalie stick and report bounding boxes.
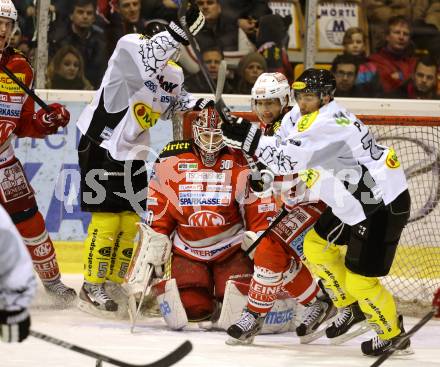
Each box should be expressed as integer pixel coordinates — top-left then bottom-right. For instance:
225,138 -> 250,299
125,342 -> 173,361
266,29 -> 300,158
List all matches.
30,330 -> 192,367
369,308 -> 437,367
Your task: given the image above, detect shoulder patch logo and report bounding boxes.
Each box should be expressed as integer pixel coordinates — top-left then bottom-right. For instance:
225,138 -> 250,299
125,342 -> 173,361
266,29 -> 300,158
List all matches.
298,110 -> 319,132
385,148 -> 400,169
133,102 -> 160,129
299,168 -> 320,188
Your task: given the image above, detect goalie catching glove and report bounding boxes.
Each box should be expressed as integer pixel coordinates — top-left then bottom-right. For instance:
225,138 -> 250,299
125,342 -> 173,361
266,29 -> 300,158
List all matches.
35,103 -> 70,135
221,116 -> 262,156
168,2 -> 205,45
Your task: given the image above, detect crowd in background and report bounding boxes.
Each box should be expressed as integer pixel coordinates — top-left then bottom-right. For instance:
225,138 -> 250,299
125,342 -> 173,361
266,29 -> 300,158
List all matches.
12,0 -> 440,99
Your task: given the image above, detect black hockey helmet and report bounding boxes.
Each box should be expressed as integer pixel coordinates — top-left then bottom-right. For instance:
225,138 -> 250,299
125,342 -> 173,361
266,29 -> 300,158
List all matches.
143,19 -> 168,38
292,68 -> 336,100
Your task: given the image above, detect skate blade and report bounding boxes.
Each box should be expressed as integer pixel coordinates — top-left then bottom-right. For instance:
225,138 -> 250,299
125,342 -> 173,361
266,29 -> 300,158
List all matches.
78,300 -> 118,319
299,314 -> 339,344
330,321 -> 371,345
225,336 -> 255,346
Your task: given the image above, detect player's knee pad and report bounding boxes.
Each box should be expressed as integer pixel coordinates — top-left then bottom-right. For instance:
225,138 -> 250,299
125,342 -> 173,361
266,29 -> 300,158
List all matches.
83,212 -> 120,283
282,259 -> 319,305
107,211 -> 139,283
179,287 -> 214,321
247,265 -> 283,314
254,236 -> 291,273
16,212 -> 60,282
213,250 -> 253,299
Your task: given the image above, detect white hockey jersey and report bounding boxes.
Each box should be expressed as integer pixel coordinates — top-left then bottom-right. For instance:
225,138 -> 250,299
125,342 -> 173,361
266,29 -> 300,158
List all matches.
0,205 -> 36,312
77,31 -> 197,161
256,101 -> 408,225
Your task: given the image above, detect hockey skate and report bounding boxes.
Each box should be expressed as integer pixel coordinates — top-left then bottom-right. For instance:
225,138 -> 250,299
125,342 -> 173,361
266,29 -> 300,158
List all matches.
78,282 -> 118,318
226,308 -> 265,345
296,295 -> 337,344
361,315 -> 413,356
43,279 -> 77,308
325,301 -> 370,345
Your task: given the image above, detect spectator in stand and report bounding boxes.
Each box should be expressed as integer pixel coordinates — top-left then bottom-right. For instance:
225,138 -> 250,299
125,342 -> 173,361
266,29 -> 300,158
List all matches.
9,27 -> 22,48
341,27 -> 382,96
235,51 -> 267,94
49,0 -> 108,89
46,45 -> 94,90
195,0 -> 240,52
388,55 -> 439,99
222,0 -> 271,21
369,16 -> 417,95
332,54 -> 372,97
412,1 -> 440,63
365,0 -> 428,52
256,13 -> 293,83
185,46 -> 234,93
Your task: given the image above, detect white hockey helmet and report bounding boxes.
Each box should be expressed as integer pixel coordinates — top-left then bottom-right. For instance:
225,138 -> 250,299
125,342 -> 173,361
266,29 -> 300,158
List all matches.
192,107 -> 225,167
251,72 -> 291,111
0,0 -> 17,22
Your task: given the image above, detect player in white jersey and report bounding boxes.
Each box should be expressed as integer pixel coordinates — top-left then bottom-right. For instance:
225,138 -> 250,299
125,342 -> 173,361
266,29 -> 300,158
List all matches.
0,204 -> 36,343
75,4 -> 206,316
221,68 -> 412,356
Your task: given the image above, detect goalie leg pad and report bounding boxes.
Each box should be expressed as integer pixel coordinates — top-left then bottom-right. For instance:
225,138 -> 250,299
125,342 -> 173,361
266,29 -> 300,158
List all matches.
153,279 -> 188,330
107,211 -> 139,283
212,250 -> 253,300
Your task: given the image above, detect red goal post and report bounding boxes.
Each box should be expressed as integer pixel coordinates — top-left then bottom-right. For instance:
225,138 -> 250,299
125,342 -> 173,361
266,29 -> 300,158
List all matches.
181,106 -> 440,316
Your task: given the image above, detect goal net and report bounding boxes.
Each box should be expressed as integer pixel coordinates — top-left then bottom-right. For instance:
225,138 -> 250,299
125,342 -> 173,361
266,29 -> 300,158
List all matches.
181,110 -> 440,317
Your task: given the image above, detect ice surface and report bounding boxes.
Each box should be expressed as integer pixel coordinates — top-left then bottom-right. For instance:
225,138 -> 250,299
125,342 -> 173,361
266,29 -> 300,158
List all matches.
1,275 -> 439,367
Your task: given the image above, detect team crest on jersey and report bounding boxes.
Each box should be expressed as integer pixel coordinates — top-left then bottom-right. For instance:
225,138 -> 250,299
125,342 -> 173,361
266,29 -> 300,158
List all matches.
0,120 -> 15,144
297,111 -> 318,132
188,211 -> 226,226
385,148 -> 400,169
298,168 -> 320,188
133,102 -> 160,129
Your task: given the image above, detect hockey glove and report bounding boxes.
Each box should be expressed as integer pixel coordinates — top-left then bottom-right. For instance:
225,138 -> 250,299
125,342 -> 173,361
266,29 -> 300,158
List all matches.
248,169 -> 275,198
35,103 -> 70,135
0,308 -> 31,343
193,98 -> 215,111
221,116 -> 262,156
168,2 -> 205,45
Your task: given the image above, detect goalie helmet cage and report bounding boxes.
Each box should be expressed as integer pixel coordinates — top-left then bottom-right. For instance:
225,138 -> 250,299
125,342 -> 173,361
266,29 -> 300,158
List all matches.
180,111 -> 440,317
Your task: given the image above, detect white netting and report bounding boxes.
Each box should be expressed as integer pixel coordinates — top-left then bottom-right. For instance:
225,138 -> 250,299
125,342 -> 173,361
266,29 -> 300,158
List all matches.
364,117 -> 440,316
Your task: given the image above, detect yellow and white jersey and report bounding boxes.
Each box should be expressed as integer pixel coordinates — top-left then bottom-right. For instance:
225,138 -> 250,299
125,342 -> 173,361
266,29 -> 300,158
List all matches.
256,100 -> 408,225
77,31 -> 196,161
0,205 -> 36,312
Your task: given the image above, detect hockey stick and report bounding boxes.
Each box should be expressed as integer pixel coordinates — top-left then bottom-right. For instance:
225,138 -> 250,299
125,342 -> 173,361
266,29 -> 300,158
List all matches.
129,264 -> 154,333
30,330 -> 192,367
0,64 -> 51,112
369,308 -> 436,367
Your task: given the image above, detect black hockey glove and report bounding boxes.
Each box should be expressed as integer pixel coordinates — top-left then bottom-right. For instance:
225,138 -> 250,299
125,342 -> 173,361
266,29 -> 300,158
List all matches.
0,308 -> 31,343
168,2 -> 205,45
193,98 -> 215,111
221,116 -> 262,156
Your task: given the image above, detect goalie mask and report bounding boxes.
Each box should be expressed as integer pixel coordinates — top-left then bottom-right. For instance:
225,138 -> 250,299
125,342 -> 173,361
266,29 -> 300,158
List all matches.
251,72 -> 291,124
192,108 -> 225,167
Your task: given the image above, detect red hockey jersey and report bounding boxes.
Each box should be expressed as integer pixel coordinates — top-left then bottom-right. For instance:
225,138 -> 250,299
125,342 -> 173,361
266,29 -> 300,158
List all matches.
147,140 -> 277,262
0,47 -> 45,150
